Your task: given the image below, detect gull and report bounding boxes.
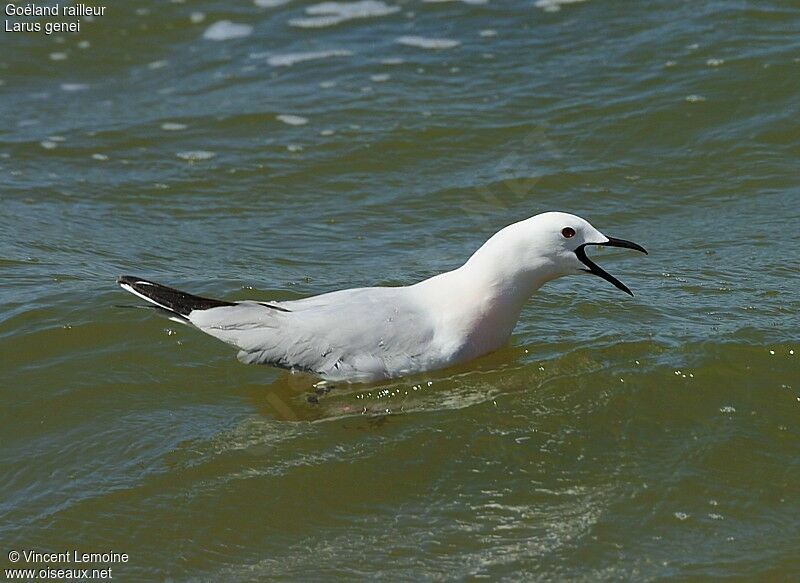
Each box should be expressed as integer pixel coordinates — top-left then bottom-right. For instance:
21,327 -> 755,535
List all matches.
119,212 -> 646,383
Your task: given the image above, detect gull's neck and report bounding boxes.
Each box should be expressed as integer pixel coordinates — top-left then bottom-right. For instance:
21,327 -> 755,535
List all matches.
413,222 -> 561,357
460,223 -> 559,296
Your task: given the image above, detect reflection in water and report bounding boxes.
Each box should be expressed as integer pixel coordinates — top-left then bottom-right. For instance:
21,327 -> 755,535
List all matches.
240,342 -> 614,423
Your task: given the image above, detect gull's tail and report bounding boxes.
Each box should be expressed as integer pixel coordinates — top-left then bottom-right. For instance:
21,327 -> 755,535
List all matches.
117,275 -> 236,322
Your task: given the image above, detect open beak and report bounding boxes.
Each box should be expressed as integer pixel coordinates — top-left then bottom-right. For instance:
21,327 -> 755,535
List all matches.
575,237 -> 648,296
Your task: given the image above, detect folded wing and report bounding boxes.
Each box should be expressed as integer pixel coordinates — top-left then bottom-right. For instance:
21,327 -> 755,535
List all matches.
188,287 -> 435,381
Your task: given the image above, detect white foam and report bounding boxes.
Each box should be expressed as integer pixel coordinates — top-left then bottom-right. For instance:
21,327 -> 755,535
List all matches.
706,58 -> 724,67
267,49 -> 353,67
381,57 -> 405,65
276,114 -> 309,126
479,29 -> 497,37
91,153 -> 109,161
534,0 -> 587,12
422,0 -> 487,4
290,1 -> 400,28
203,20 -> 253,41
370,73 -> 390,82
396,36 -> 460,49
49,52 -> 68,61
40,140 -> 58,150
161,122 -> 188,131
190,12 -> 205,23
177,150 -> 216,161
685,94 -> 706,102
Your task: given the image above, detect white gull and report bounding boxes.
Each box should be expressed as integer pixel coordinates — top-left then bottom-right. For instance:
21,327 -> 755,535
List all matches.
119,212 -> 646,382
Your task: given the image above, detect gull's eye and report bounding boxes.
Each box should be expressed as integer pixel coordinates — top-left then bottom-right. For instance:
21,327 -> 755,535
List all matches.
561,227 -> 576,239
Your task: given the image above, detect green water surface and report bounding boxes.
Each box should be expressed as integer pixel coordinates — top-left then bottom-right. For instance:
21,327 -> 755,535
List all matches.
1,0 -> 799,580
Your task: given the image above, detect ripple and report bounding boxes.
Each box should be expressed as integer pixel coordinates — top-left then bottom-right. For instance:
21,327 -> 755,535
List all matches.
674,512 -> 690,521
60,83 -> 88,92
176,150 -> 216,161
423,0 -> 488,4
161,122 -> 188,131
290,1 -> 400,28
534,0 -> 588,12
276,114 -> 309,126
396,36 -> 460,50
254,0 -> 292,6
266,49 -> 353,67
203,21 -> 254,41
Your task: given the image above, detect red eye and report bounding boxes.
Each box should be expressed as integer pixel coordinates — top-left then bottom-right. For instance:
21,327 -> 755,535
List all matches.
561,227 -> 576,239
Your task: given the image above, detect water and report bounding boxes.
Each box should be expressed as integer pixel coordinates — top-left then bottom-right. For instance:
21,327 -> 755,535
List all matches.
2,0 -> 799,579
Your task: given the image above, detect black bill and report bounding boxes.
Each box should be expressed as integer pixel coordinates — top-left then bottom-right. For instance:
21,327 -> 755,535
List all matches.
575,237 -> 648,296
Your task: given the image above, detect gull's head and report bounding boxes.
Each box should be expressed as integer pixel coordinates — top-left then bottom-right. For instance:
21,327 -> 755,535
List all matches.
502,212 -> 648,296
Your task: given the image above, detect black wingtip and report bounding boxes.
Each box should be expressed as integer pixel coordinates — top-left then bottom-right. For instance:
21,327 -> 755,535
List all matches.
117,275 -> 236,316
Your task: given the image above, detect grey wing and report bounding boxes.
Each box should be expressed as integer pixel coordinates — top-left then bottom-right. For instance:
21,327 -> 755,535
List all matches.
187,287 -> 435,380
